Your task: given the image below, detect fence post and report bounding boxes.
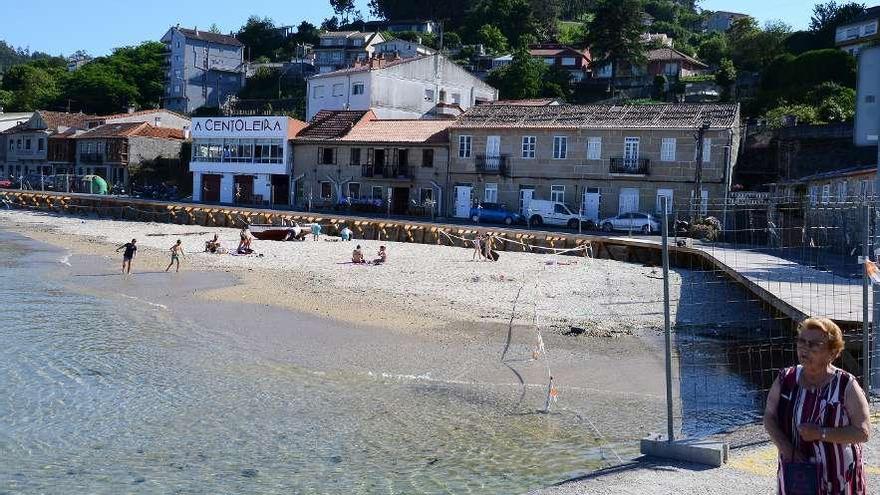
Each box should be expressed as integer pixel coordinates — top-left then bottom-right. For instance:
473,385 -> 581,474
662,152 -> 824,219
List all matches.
864,203 -> 871,391
662,195 -> 674,442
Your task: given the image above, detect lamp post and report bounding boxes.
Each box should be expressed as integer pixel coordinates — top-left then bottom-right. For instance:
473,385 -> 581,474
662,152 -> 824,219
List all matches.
691,119 -> 712,222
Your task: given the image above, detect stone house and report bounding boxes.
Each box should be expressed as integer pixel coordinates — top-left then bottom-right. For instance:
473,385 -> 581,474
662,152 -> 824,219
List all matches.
446,103 -> 741,222
292,110 -> 452,215
73,122 -> 186,186
1,111 -> 96,178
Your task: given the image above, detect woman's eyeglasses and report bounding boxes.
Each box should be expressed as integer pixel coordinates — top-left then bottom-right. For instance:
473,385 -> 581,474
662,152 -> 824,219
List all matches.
796,337 -> 827,350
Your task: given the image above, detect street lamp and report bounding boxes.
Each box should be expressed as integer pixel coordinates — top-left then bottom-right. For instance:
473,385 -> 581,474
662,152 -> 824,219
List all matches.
691,119 -> 712,222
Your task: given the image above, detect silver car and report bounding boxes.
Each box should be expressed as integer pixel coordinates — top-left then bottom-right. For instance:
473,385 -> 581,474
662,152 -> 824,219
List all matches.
600,212 -> 661,234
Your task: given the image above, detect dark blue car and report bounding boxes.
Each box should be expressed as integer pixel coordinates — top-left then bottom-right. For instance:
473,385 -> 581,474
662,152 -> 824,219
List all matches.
469,203 -> 524,225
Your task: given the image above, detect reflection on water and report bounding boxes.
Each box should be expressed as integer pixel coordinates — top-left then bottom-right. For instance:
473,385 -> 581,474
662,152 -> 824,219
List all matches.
0,233 -> 626,494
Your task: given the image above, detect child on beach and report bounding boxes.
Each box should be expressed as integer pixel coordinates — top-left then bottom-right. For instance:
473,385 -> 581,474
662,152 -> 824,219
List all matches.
165,239 -> 185,272
311,223 -> 322,241
115,238 -> 137,274
472,234 -> 484,261
373,245 -> 387,265
340,225 -> 353,241
238,228 -> 253,254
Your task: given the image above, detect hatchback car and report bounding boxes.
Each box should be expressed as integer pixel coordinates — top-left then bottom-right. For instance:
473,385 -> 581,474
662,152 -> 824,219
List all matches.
600,212 -> 661,234
470,203 -> 524,225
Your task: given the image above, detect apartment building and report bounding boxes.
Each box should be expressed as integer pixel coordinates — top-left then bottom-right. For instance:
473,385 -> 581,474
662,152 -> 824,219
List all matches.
313,31 -> 385,74
161,26 -> 246,113
835,6 -> 880,57
446,103 -> 741,221
292,110 -> 452,214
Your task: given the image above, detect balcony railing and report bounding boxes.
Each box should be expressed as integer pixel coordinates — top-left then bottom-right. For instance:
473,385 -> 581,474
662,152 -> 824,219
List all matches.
79,153 -> 104,164
475,154 -> 508,175
609,157 -> 650,175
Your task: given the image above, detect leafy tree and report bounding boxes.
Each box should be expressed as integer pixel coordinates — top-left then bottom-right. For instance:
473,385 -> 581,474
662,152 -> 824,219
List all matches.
209,23 -> 222,34
809,1 -> 866,47
330,0 -> 357,24
0,89 -> 13,109
697,33 -> 729,68
63,62 -> 139,114
762,49 -> 855,92
0,64 -> 61,111
728,19 -> 791,72
784,30 -> 826,55
714,58 -> 736,102
583,0 -> 646,96
295,21 -> 321,46
485,46 -> 545,99
442,32 -> 462,49
478,24 -> 509,54
464,0 -> 541,47
238,16 -> 285,61
557,21 -> 586,46
321,16 -> 340,31
807,81 -> 856,122
368,0 -> 472,29
542,66 -> 573,100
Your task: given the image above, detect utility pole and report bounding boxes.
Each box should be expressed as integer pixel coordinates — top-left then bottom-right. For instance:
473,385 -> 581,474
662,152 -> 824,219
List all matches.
691,120 -> 711,222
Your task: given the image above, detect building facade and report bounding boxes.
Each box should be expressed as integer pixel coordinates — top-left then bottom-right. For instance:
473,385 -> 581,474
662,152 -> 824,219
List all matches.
1,111 -> 95,178
314,31 -> 386,74
73,122 -> 186,185
373,39 -> 436,59
528,44 -> 591,82
306,54 -> 498,120
292,110 -> 452,215
704,11 -> 751,32
835,6 -> 880,57
161,26 -> 246,113
189,116 -> 308,205
446,103 -> 741,221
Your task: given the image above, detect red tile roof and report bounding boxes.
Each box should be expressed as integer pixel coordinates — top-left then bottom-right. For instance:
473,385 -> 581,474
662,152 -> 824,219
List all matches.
296,110 -> 375,140
338,119 -> 452,144
38,111 -> 97,130
453,103 -> 740,129
74,122 -> 185,139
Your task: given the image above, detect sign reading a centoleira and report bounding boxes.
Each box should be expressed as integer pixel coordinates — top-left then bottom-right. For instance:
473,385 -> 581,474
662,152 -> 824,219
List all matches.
191,117 -> 287,138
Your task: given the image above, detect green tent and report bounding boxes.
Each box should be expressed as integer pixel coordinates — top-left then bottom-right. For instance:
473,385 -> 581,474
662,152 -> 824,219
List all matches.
82,175 -> 108,195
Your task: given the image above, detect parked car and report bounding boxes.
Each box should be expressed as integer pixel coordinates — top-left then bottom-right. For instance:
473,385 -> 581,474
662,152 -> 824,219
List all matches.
526,199 -> 593,228
600,212 -> 660,234
470,203 -> 524,225
0,178 -> 11,189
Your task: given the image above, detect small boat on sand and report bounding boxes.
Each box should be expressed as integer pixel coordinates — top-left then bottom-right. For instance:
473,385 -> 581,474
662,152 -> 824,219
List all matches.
248,222 -> 315,241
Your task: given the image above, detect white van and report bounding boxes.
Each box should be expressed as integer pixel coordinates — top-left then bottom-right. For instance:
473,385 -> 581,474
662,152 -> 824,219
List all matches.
526,199 -> 591,228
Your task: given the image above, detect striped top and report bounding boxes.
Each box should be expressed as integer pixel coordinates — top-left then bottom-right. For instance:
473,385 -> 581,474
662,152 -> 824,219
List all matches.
775,365 -> 865,494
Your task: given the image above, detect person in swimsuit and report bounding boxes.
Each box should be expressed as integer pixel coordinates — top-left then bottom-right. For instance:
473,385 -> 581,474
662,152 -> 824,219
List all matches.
372,245 -> 387,265
205,234 -> 220,253
764,317 -> 871,494
165,239 -> 185,272
116,238 -> 137,274
352,245 -> 366,264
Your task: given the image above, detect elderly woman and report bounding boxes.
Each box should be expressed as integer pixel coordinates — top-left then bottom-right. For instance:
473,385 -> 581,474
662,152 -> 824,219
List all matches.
764,317 -> 871,494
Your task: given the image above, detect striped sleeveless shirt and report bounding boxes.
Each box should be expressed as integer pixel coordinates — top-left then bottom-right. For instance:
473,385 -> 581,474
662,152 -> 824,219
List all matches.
775,365 -> 865,494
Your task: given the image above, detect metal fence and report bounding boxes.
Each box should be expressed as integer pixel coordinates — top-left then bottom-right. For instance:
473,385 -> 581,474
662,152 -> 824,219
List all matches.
658,195 -> 878,441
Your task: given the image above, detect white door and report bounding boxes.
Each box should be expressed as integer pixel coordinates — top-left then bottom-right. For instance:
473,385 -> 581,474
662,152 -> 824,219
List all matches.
624,137 -> 640,169
454,186 -> 472,218
519,188 -> 534,216
485,135 -> 501,170
619,188 -> 639,215
582,188 -> 600,221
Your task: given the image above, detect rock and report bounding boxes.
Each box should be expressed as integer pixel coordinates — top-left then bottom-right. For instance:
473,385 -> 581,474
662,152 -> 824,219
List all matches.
240,468 -> 258,478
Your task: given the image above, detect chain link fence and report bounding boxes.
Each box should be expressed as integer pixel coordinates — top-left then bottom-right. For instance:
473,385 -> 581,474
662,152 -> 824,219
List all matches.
659,195 -> 878,440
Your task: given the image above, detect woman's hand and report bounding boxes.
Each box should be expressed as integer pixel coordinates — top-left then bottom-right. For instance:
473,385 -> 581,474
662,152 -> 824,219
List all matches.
798,423 -> 822,442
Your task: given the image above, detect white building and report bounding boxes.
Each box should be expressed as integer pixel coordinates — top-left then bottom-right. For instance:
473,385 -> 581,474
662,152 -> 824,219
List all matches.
306,54 -> 498,121
835,6 -> 880,57
189,116 -> 307,205
313,31 -> 386,74
373,39 -> 435,59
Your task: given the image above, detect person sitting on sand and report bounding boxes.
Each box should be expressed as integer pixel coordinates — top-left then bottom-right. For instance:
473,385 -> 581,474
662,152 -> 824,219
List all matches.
352,245 -> 366,264
238,228 -> 254,254
205,234 -> 220,253
372,245 -> 387,265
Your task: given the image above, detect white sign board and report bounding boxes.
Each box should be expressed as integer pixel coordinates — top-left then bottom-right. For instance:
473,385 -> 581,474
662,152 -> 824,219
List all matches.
191,117 -> 288,139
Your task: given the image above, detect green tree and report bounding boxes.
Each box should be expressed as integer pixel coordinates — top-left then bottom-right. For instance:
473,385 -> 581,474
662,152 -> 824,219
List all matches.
808,81 -> 856,122
478,24 -> 509,54
728,19 -> 791,72
368,0 -> 472,29
485,46 -> 545,99
714,58 -> 737,102
64,62 -> 140,114
0,64 -> 61,111
697,33 -> 729,68
764,103 -> 820,128
237,16 -> 285,61
463,0 -> 541,47
583,0 -> 646,96
330,0 -> 357,24
810,1 -> 866,46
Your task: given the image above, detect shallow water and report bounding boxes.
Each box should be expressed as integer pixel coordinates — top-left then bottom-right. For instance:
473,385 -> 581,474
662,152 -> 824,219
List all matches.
0,230 -> 632,494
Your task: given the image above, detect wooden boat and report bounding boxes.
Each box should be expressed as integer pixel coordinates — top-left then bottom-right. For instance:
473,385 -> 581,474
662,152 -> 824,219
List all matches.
248,222 -> 312,241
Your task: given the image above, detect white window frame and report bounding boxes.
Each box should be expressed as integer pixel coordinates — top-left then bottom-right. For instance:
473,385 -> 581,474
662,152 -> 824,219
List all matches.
313,85 -> 324,99
553,136 -> 567,159
484,182 -> 498,203
352,82 -> 365,95
660,138 -> 676,162
551,184 -> 565,203
521,136 -> 536,159
458,135 -> 472,158
656,189 -> 674,213
332,83 -> 344,97
587,137 -> 602,160
424,88 -> 434,102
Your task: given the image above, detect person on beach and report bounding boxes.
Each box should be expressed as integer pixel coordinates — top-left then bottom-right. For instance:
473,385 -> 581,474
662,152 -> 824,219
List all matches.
205,234 -> 220,253
483,234 -> 495,261
764,317 -> 870,494
340,225 -> 353,241
165,239 -> 185,272
372,245 -> 387,265
311,223 -> 322,241
238,227 -> 253,254
116,238 -> 137,274
473,233 -> 484,261
352,245 -> 366,264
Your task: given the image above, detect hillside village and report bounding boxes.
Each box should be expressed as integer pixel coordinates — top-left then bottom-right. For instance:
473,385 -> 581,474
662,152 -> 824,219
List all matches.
1,0 -> 879,225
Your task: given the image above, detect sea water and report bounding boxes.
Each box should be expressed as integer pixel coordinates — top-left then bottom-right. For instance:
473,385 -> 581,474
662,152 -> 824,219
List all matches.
0,230 -> 629,494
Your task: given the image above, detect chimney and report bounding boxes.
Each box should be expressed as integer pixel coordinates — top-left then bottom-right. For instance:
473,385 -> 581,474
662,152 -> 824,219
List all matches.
194,26 -> 199,35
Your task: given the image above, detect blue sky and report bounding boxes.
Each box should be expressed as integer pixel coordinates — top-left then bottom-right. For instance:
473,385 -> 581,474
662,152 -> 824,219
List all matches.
4,0 -> 810,58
